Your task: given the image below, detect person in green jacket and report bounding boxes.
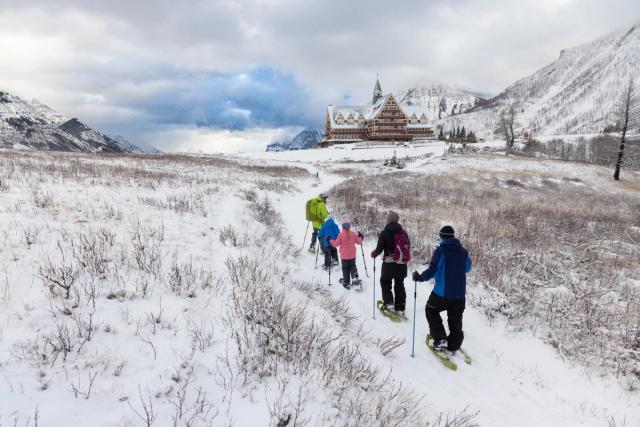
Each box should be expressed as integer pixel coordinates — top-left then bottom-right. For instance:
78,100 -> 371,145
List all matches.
306,193 -> 329,252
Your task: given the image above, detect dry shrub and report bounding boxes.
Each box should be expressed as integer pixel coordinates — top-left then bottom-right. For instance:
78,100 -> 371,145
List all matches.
139,191 -> 208,216
331,166 -> 640,388
222,255 -> 450,426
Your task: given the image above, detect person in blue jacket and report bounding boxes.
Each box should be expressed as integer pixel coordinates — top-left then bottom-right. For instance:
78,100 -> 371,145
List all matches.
412,225 -> 472,352
317,215 -> 340,270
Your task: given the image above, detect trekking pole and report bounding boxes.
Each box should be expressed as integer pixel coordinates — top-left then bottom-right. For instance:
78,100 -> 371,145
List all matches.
315,242 -> 320,268
359,244 -> 369,278
372,257 -> 376,319
354,221 -> 369,278
302,221 -> 310,250
328,262 -> 332,286
411,279 -> 418,357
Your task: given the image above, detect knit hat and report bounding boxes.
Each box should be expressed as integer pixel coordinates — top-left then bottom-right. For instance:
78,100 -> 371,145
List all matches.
320,192 -> 328,200
341,217 -> 351,228
439,225 -> 455,239
387,211 -> 400,224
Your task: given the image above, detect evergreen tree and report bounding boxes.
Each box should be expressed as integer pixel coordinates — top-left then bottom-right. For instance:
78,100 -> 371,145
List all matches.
438,127 -> 445,140
468,131 -> 477,143
461,126 -> 467,140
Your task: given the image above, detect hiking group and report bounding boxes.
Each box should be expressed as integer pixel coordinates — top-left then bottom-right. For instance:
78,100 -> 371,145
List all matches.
306,193 -> 364,289
305,193 -> 472,356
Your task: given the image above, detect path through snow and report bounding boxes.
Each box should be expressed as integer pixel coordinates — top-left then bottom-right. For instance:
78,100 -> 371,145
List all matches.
266,154 -> 639,427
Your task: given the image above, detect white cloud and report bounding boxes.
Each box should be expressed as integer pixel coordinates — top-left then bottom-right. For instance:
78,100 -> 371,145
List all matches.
145,126 -> 301,154
1,0 -> 639,152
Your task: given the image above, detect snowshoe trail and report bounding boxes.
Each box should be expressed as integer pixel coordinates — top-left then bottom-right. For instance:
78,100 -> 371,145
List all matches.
271,158 -> 639,427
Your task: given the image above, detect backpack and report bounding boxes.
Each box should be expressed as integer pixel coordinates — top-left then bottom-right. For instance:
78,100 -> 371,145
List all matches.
391,231 -> 411,263
305,199 -> 315,222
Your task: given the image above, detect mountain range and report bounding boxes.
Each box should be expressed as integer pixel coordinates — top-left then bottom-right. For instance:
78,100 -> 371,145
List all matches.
395,85 -> 484,120
439,20 -> 640,137
266,128 -> 324,151
0,90 -> 141,153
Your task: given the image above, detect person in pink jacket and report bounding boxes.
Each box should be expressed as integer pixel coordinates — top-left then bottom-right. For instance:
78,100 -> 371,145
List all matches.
330,217 -> 364,289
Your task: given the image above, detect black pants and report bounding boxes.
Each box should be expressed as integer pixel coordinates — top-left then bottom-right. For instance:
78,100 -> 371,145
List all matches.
380,262 -> 407,311
341,258 -> 358,285
310,228 -> 319,248
322,245 -> 338,267
425,292 -> 465,351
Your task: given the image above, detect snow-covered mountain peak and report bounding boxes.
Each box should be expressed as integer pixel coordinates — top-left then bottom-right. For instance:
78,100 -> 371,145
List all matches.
395,84 -> 485,121
442,20 -> 640,137
266,128 -> 323,152
0,88 -> 139,153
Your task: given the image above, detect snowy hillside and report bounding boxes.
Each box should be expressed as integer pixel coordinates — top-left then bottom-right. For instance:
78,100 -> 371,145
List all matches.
0,89 -> 138,153
1,145 -> 639,426
441,20 -> 640,137
266,128 -> 323,152
395,84 -> 484,121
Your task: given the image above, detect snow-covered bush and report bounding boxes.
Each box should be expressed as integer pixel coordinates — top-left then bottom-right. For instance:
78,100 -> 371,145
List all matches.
1,149 -> 480,425
330,161 -> 640,389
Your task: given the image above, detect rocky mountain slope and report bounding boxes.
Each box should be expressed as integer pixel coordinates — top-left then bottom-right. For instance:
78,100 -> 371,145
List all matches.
266,128 -> 323,151
395,84 -> 484,120
440,20 -> 640,137
0,89 -> 139,153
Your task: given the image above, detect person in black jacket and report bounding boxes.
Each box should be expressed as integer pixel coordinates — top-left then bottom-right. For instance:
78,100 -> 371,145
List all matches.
370,211 -> 410,315
412,225 -> 472,352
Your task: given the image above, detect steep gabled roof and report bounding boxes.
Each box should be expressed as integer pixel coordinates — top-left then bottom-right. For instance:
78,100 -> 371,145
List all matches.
327,93 -> 432,129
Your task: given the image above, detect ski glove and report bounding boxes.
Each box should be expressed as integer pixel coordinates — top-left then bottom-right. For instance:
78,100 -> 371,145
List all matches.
357,232 -> 364,239
370,250 -> 377,258
412,271 -> 422,282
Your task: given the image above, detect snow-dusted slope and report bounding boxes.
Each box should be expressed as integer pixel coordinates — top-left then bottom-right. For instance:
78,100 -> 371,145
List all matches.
442,20 -> 640,137
266,128 -> 323,152
395,84 -> 484,121
1,147 -> 638,426
0,89 -> 137,153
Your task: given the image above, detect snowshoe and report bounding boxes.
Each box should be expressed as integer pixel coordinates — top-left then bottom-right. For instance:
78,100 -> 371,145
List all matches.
449,348 -> 472,365
308,246 -> 316,253
395,309 -> 408,320
339,278 -> 351,289
426,335 -> 457,371
376,300 -> 402,322
351,278 -> 363,292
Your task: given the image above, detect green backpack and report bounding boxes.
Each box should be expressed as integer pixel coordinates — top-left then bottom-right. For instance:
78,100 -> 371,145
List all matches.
305,198 -> 316,221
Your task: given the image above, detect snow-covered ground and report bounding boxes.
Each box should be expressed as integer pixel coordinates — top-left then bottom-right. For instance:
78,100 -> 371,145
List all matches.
0,146 -> 638,426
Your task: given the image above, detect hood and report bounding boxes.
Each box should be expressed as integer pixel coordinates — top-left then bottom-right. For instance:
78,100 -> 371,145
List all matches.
439,238 -> 462,250
384,222 -> 403,233
325,218 -> 338,228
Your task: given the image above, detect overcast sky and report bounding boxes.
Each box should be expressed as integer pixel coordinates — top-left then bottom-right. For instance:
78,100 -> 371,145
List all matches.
1,0 -> 639,152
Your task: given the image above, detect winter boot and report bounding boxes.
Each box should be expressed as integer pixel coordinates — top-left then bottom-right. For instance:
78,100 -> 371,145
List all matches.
308,245 -> 316,253
381,304 -> 395,313
339,278 -> 351,289
432,338 -> 448,352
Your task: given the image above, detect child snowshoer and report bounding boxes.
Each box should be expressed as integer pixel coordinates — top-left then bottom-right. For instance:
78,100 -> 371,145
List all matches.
329,217 -> 364,289
412,225 -> 472,352
371,211 -> 410,316
317,215 -> 339,269
305,193 -> 329,252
